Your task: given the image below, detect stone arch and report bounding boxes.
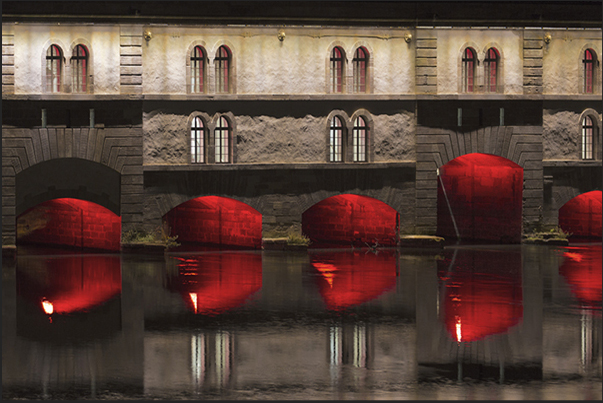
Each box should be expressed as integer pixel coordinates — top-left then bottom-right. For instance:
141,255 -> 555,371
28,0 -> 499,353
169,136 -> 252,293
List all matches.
69,38 -> 94,93
185,40 -> 208,94
325,110 -> 350,162
579,108 -> 602,160
209,111 -> 237,163
579,43 -> 602,94
457,42 -> 480,93
209,41 -> 237,94
325,41 -> 348,93
558,190 -> 602,238
350,41 -> 375,93
350,108 -> 374,162
40,39 -> 67,93
187,111 -> 212,164
480,42 -> 505,93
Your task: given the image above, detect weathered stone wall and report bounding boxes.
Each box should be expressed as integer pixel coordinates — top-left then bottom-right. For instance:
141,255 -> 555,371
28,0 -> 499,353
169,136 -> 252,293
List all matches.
543,108 -> 602,160
143,109 -> 415,165
10,23 -> 121,94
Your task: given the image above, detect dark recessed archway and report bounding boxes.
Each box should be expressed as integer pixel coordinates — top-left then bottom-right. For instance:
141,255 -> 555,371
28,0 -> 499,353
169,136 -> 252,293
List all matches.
559,191 -> 602,239
163,196 -> 262,249
302,194 -> 399,247
16,198 -> 122,251
437,153 -> 523,243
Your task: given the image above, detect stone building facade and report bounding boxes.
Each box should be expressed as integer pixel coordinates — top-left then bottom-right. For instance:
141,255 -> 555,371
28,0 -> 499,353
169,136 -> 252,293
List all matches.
2,2 -> 602,249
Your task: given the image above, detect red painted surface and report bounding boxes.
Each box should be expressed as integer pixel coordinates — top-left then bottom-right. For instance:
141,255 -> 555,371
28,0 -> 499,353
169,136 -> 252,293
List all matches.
168,253 -> 262,315
302,195 -> 399,246
312,250 -> 398,310
17,255 -> 122,315
559,191 -> 602,239
437,153 -> 523,243
438,249 -> 523,342
165,196 -> 262,249
16,198 -> 121,251
559,245 -> 602,312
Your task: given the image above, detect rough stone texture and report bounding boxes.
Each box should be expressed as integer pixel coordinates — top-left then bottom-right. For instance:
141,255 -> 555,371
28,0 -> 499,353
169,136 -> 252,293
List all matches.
437,28 -> 524,95
543,110 -> 581,160
144,111 -> 415,165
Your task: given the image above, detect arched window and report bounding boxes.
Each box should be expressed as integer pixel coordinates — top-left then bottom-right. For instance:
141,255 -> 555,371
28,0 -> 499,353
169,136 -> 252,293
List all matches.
71,44 -> 89,93
329,116 -> 344,162
46,44 -> 63,93
484,47 -> 499,93
353,116 -> 368,162
582,115 -> 594,160
331,47 -> 345,93
583,49 -> 596,94
462,47 -> 476,93
191,46 -> 206,93
191,117 -> 205,163
215,46 -> 231,93
353,47 -> 368,93
215,116 -> 231,163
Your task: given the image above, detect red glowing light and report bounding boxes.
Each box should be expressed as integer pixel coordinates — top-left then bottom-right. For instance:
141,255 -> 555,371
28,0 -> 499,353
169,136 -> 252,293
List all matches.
559,191 -> 602,239
312,251 -> 398,311
165,196 -> 262,248
437,153 -> 523,243
16,198 -> 121,251
169,253 -> 262,315
559,244 -> 602,311
439,249 -> 523,342
302,194 -> 399,246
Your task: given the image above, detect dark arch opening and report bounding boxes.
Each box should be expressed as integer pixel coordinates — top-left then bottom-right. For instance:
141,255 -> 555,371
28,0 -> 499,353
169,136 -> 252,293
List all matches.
163,196 -> 262,249
16,198 -> 122,251
302,194 -> 399,248
437,153 -> 523,243
559,191 -> 602,239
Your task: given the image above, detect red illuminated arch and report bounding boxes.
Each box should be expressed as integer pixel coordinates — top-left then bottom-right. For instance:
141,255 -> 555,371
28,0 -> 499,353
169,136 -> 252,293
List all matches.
164,196 -> 262,249
437,153 -> 523,243
302,194 -> 399,247
559,191 -> 602,239
16,198 -> 121,251
168,253 -> 262,315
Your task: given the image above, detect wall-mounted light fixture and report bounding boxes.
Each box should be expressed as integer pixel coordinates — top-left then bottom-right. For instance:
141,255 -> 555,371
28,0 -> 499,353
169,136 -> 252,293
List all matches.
544,33 -> 552,44
143,30 -> 153,42
277,29 -> 286,42
404,33 -> 412,43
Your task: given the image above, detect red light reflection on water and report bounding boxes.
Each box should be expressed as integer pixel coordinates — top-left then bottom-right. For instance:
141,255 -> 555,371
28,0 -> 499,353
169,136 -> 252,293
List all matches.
439,249 -> 523,342
311,251 -> 398,311
17,255 -> 122,317
168,253 -> 263,315
559,245 -> 602,312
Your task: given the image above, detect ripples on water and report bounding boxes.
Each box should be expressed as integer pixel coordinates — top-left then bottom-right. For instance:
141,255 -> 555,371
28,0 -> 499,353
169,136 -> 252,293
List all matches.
2,243 -> 601,400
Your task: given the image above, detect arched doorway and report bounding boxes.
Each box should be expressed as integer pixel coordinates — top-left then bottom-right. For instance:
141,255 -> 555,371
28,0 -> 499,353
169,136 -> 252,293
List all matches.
163,196 -> 262,249
558,191 -> 602,239
16,198 -> 121,251
302,194 -> 399,247
437,153 -> 523,243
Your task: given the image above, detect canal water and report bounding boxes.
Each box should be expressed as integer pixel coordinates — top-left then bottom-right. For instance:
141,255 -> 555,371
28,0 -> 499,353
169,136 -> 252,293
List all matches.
2,242 -> 601,400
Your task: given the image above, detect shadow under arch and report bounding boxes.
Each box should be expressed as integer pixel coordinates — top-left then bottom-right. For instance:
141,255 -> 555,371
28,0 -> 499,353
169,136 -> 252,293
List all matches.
559,190 -> 602,239
163,196 -> 262,249
16,158 -> 121,216
437,153 -> 523,243
302,194 -> 399,248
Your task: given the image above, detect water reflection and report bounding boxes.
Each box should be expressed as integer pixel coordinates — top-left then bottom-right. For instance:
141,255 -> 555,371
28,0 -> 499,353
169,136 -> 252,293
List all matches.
311,250 -> 398,311
558,244 -> 602,312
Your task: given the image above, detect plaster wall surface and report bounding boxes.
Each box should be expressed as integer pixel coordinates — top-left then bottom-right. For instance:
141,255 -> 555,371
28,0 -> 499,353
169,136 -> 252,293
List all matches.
141,26 -> 414,95
143,111 -> 415,164
11,24 -> 121,94
543,109 -> 602,160
437,28 -> 523,95
542,30 -> 602,95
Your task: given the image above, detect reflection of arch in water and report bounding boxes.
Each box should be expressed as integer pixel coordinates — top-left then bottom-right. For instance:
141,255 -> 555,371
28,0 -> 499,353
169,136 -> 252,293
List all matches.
302,194 -> 399,247
559,191 -> 602,239
167,252 -> 262,316
17,198 -> 121,251
437,153 -> 523,243
559,245 -> 602,312
312,250 -> 398,311
164,196 -> 262,249
438,248 -> 523,343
